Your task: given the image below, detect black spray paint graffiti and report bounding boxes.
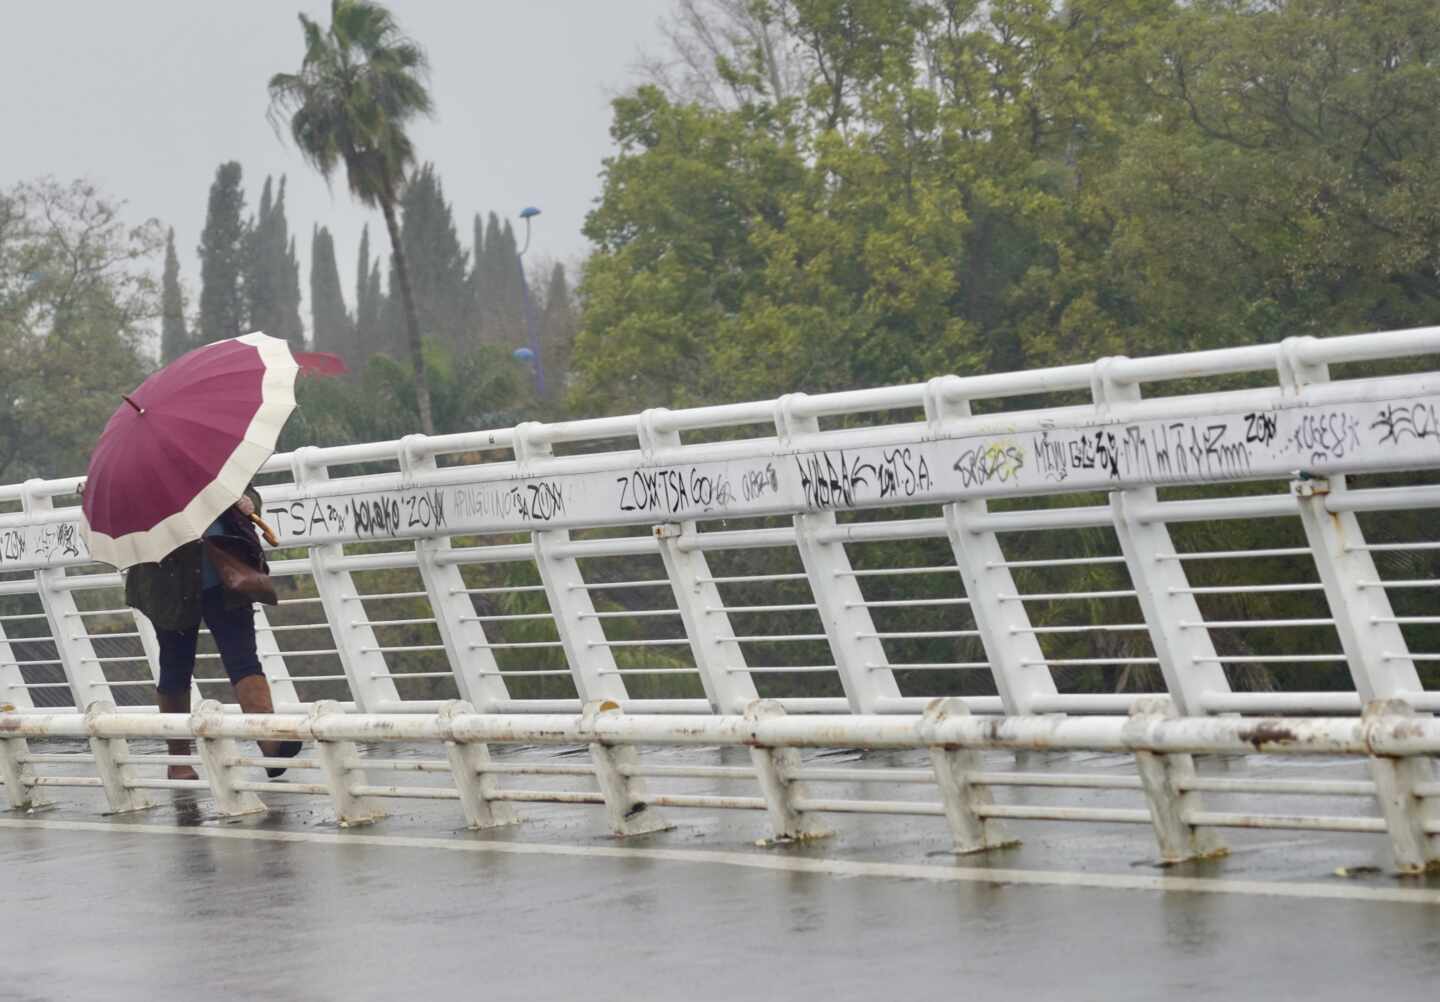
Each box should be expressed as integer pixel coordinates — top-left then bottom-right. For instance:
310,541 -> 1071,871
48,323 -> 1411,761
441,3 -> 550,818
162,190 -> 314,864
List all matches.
954,443 -> 1025,488
0,522 -> 86,567
349,496 -> 402,537
1370,402 -> 1440,446
452,482 -> 570,524
1035,432 -> 1070,482
267,490 -> 447,540
1244,411 -> 1278,446
795,449 -> 937,510
1,528 -> 26,563
1292,411 -> 1362,465
618,466 -> 735,514
29,523 -> 83,562
508,481 -> 566,522
1034,421 -> 1253,483
795,452 -> 870,510
266,499 -> 349,539
876,448 -> 934,499
740,463 -> 779,502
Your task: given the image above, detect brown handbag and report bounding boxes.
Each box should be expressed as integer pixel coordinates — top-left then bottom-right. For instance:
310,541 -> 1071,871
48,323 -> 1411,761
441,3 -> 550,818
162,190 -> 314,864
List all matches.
203,538 -> 278,606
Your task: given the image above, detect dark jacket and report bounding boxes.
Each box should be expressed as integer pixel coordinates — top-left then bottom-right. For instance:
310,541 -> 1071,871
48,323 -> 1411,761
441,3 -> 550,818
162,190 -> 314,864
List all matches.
125,486 -> 266,631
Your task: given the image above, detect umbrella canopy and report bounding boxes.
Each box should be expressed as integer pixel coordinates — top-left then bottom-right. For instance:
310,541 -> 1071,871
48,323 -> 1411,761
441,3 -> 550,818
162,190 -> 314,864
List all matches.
81,332 -> 301,568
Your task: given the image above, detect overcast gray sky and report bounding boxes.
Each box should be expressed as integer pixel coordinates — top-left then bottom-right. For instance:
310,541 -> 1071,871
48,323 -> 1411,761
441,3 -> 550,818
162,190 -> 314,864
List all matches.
4,0 -> 673,316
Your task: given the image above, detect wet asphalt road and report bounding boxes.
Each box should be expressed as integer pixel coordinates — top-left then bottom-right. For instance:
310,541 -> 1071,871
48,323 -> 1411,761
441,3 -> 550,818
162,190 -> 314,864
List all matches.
4,744 -> 1440,1001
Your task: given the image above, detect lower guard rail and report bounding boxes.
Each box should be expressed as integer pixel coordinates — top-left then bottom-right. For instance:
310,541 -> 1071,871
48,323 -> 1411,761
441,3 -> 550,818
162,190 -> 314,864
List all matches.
4,696 -> 1439,872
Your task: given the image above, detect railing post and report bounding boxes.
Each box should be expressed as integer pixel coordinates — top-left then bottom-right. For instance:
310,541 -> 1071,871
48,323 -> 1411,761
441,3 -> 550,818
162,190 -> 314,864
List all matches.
640,408 -> 760,714
400,436 -> 510,712
774,396 -> 901,713
1363,699 -> 1440,873
22,481 -> 113,709
85,701 -> 154,814
0,616 -> 33,711
309,700 -> 383,827
580,700 -> 670,836
654,524 -> 760,713
1276,341 -> 1424,702
190,698 -> 266,816
292,448 -> 401,712
251,606 -> 299,708
514,424 -> 628,705
745,700 -> 830,842
1126,697 -> 1225,863
0,706 -> 48,810
925,381 -> 1057,714
1092,362 -> 1231,715
920,697 -> 1015,853
438,700 -> 517,829
1293,479 -> 1423,702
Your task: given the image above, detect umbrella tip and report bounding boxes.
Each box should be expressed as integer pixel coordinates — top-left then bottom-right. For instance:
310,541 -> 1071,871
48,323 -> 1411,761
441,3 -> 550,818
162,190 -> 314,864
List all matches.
121,394 -> 145,415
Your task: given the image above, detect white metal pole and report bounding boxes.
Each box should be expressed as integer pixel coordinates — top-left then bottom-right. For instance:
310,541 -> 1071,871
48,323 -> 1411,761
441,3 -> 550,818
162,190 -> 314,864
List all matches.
22,481 -> 112,710
514,424 -> 628,705
639,410 -> 760,714
926,382 -> 1057,714
1092,362 -> 1231,715
400,436 -> 511,711
290,449 -> 401,712
775,396 -> 900,713
0,617 -> 32,711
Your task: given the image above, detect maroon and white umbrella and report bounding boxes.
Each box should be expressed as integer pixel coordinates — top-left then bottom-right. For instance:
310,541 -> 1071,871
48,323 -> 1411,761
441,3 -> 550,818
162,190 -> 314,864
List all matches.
80,332 -> 341,568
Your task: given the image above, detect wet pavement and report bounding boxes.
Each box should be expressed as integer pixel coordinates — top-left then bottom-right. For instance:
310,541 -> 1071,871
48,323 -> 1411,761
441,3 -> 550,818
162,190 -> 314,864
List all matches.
4,743 -> 1440,1001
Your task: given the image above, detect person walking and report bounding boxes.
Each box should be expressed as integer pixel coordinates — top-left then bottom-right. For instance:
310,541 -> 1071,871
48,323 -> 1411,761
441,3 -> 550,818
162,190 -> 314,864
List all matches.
125,484 -> 301,780
81,333 -> 344,784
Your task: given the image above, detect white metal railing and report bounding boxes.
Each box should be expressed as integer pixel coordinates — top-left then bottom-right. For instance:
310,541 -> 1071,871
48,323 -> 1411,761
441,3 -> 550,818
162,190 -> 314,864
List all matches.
4,697 -> 1439,870
2,327 -> 1440,719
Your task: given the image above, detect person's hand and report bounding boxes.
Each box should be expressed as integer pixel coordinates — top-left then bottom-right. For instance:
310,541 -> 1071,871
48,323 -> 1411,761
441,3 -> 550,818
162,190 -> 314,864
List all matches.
235,495 -> 255,518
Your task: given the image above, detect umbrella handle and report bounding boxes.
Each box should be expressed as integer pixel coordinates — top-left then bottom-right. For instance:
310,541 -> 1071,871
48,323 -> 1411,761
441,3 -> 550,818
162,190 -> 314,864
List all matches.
248,512 -> 280,548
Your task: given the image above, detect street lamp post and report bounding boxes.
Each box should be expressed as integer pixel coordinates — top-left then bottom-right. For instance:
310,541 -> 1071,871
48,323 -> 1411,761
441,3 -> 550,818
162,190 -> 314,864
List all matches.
516,206 -> 545,397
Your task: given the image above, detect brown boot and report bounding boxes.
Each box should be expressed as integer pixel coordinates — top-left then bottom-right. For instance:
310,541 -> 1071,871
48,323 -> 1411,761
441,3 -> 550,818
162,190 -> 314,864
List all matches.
157,689 -> 199,781
233,675 -> 302,777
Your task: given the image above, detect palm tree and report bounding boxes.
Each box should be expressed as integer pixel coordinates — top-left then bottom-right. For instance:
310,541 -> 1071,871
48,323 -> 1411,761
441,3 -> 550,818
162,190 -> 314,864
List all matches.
268,0 -> 435,433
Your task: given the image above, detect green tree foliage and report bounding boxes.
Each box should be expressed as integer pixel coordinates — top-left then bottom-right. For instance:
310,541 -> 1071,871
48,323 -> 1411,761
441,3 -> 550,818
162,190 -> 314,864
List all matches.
568,0 -> 1440,696
278,341 -> 523,449
309,224 -> 352,363
268,0 -> 439,433
0,180 -> 159,481
159,227 -> 189,362
578,0 -> 1440,405
196,161 -> 248,345
1099,0 -> 1440,351
244,176 -> 305,347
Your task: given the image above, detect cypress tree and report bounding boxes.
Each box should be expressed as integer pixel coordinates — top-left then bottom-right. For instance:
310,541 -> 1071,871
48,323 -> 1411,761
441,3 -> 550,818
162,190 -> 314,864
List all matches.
387,164 -> 468,351
466,212 -> 485,339
355,224 -> 385,364
310,224 -> 352,364
245,176 -> 305,347
540,262 -> 577,393
197,161 -> 247,344
160,228 -> 189,362
367,260 -> 386,352
473,211 -> 527,345
499,219 -> 525,343
477,211 -> 505,340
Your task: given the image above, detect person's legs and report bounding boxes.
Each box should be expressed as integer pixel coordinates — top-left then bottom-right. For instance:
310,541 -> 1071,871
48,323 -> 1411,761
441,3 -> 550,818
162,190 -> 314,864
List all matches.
155,627 -> 199,781
203,588 -> 301,776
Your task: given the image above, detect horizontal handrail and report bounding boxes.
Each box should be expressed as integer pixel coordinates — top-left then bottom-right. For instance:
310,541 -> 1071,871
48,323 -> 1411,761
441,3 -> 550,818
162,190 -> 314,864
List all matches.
5,698 -> 1439,871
